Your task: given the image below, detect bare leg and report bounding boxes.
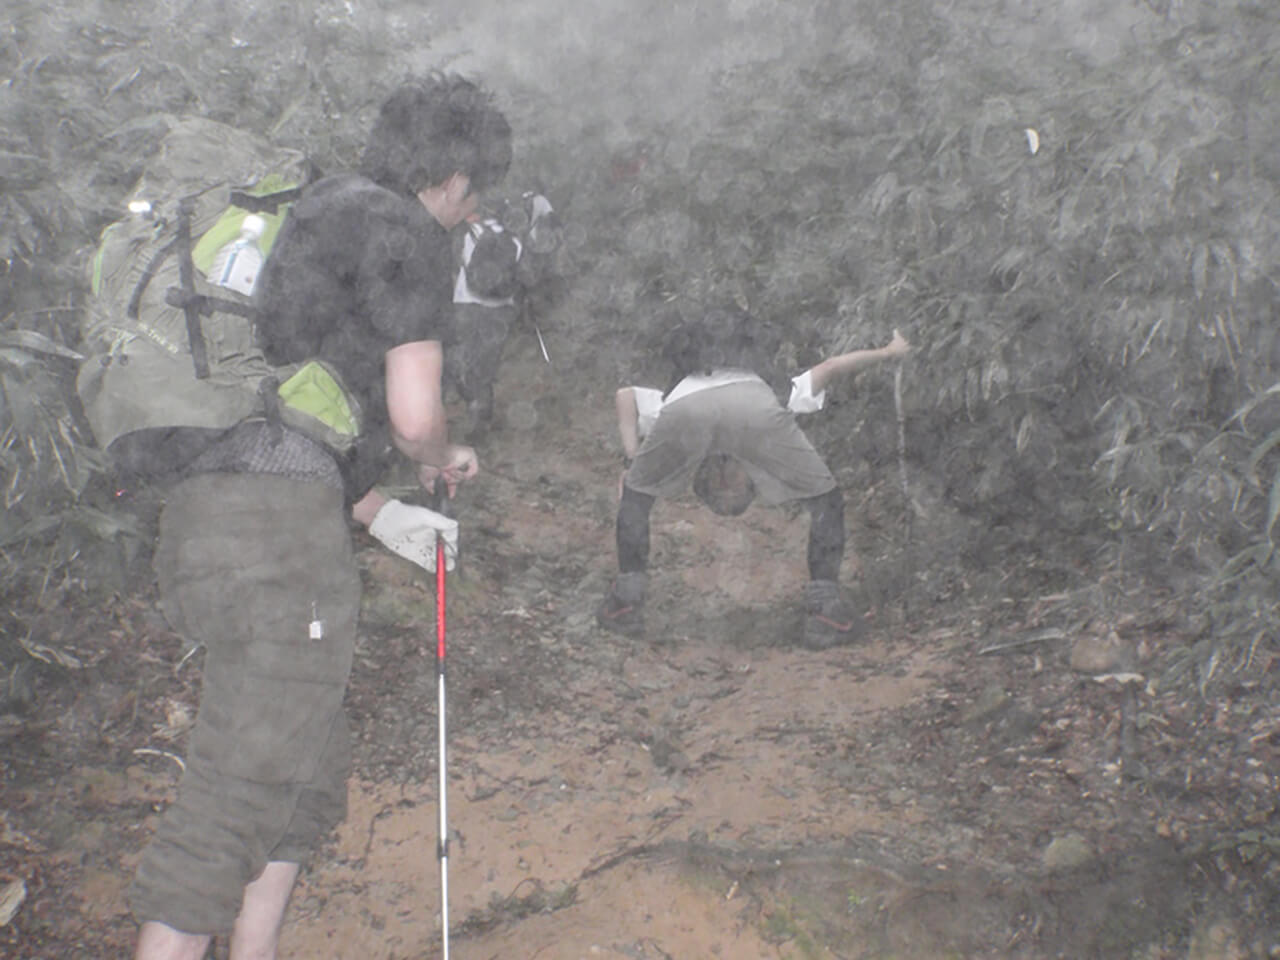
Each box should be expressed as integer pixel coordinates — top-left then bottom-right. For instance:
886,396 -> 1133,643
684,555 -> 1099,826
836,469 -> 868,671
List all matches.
135,922 -> 212,960
228,861 -> 300,960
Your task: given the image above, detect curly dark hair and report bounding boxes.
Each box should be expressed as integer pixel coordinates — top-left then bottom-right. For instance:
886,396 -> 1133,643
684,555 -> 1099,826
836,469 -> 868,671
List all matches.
360,73 -> 513,198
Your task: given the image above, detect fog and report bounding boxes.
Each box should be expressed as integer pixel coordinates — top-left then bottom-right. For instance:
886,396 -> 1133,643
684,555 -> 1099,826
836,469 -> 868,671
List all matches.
416,0 -> 1152,153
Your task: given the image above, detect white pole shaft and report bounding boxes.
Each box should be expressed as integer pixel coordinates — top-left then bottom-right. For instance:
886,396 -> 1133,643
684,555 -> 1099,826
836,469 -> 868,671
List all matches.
438,669 -> 449,960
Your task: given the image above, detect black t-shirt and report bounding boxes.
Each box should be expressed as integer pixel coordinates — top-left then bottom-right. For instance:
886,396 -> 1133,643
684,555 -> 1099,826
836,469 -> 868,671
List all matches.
253,173 -> 455,497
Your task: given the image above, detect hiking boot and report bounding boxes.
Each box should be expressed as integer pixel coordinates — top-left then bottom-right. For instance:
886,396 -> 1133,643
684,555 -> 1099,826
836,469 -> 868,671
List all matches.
802,579 -> 865,649
596,572 -> 647,636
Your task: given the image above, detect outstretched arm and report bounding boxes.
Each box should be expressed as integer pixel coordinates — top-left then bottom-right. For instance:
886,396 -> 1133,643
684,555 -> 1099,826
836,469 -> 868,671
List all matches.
808,328 -> 911,394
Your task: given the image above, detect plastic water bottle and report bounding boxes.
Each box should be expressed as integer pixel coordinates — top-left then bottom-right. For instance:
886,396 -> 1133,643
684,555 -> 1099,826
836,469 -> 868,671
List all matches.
207,214 -> 266,296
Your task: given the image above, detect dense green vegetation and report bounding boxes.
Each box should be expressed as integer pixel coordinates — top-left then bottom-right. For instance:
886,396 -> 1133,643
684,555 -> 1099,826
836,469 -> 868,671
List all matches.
1,0 -> 1277,695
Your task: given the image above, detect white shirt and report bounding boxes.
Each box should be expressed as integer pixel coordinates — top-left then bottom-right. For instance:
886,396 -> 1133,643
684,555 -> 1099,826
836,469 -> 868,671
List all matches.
632,369 -> 825,439
526,193 -> 555,249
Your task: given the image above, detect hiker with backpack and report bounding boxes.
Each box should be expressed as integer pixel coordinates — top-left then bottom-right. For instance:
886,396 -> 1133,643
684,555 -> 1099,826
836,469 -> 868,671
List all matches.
596,307 -> 910,648
105,75 -> 513,960
446,190 -> 561,434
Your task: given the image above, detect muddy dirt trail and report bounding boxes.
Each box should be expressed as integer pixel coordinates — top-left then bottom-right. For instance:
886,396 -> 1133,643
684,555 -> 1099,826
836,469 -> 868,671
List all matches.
2,326 -> 1277,960
273,332 -> 1280,959
286,333 -> 948,958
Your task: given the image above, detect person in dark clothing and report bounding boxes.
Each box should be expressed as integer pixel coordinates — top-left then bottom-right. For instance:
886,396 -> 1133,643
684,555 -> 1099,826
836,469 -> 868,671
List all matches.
447,214 -> 522,428
597,307 -> 910,649
130,73 -> 512,960
445,191 -> 560,433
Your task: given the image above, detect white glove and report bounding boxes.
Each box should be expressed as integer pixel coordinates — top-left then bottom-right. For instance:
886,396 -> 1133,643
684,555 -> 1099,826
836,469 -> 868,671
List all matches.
367,499 -> 459,572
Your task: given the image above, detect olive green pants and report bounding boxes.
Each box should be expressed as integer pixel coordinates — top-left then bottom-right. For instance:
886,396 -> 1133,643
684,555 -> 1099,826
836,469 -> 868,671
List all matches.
129,472 -> 360,934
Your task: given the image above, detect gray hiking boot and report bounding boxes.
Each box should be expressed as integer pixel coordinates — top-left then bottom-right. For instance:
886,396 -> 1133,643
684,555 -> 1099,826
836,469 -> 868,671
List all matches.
596,572 -> 647,636
802,579 -> 865,649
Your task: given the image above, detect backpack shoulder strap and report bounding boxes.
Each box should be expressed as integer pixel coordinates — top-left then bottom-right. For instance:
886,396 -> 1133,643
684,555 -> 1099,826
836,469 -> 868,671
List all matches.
126,236 -> 181,320
228,186 -> 305,215
173,197 -> 210,380
130,196 -> 259,380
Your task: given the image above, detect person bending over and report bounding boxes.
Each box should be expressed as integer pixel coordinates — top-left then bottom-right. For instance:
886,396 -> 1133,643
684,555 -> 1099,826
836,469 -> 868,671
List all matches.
598,307 -> 909,649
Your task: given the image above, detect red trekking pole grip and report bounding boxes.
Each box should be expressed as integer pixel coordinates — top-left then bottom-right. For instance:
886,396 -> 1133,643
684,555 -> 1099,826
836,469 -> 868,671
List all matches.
435,539 -> 447,662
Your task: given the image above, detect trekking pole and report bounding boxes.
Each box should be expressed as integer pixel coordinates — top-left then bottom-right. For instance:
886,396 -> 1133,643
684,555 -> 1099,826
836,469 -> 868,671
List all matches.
519,289 -> 551,365
893,361 -> 912,620
533,322 -> 551,364
433,493 -> 452,960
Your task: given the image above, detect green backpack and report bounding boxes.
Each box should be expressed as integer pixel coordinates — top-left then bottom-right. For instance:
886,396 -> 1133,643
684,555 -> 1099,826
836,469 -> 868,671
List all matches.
77,115 -> 361,479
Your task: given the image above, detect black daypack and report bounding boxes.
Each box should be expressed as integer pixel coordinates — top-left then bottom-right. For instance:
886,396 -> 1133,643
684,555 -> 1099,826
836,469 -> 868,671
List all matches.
463,222 -> 520,301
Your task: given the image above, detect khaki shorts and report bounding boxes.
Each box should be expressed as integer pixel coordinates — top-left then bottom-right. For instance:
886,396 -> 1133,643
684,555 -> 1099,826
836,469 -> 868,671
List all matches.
625,379 -> 836,505
129,472 -> 361,934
